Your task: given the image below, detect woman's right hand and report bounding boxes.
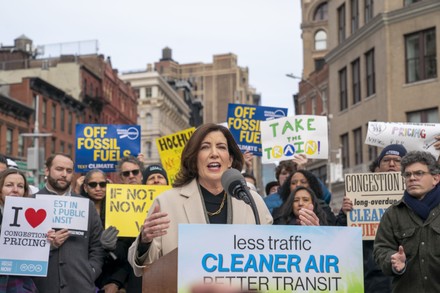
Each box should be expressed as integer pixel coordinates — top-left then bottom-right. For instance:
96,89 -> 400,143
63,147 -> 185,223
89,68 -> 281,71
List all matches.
140,205 -> 170,243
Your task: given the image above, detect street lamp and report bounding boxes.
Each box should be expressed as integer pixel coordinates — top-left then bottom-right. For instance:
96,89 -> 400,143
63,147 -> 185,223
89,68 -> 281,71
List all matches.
286,73 -> 332,193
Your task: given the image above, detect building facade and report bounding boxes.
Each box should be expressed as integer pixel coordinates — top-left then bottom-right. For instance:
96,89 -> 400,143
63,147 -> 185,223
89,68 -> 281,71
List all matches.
297,0 -> 440,207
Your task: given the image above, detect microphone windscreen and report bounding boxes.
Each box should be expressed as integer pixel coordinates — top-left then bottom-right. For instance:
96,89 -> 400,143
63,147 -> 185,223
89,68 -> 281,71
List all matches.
221,168 -> 244,195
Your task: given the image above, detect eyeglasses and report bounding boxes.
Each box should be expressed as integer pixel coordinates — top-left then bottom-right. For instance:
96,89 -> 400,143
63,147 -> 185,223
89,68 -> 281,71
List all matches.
402,170 -> 429,180
121,169 -> 140,177
381,157 -> 402,165
87,181 -> 107,188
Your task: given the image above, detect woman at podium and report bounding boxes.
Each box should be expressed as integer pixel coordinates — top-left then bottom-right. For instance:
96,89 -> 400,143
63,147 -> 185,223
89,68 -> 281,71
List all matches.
128,123 -> 272,276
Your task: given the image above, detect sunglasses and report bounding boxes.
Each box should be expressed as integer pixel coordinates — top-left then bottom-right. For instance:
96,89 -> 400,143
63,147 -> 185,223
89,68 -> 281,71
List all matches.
121,169 -> 140,177
87,181 -> 107,188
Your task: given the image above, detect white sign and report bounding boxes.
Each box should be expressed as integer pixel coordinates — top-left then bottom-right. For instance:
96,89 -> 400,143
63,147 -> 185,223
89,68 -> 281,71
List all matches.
0,197 -> 52,276
261,115 -> 328,163
365,121 -> 440,157
36,194 -> 89,232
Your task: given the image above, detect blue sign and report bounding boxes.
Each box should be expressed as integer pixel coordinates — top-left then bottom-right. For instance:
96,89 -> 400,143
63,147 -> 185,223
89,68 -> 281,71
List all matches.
227,104 -> 288,156
75,124 -> 141,172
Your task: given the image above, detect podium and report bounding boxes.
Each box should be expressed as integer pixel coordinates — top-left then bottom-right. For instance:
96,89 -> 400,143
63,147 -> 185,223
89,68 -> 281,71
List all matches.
142,248 -> 178,293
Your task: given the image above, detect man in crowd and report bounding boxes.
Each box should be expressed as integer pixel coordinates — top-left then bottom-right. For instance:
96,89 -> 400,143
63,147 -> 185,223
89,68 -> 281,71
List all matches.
142,164 -> 168,185
33,153 -> 104,293
374,151 -> 440,292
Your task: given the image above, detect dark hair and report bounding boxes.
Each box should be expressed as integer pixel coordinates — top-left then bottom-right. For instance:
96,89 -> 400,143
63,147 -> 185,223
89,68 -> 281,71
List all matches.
265,181 -> 279,196
0,169 -> 30,206
82,169 -> 107,224
369,159 -> 379,173
401,151 -> 440,175
275,160 -> 296,182
45,153 -> 73,168
279,169 -> 324,203
117,155 -> 144,176
275,186 -> 327,225
173,123 -> 244,187
0,154 -> 7,166
242,173 -> 256,185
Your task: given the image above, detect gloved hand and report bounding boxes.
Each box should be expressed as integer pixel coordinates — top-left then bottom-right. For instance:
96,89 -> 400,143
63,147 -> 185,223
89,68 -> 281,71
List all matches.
100,226 -> 119,251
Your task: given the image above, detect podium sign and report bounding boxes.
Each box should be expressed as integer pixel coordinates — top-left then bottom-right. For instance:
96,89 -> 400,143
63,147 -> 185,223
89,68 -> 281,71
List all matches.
178,224 -> 363,293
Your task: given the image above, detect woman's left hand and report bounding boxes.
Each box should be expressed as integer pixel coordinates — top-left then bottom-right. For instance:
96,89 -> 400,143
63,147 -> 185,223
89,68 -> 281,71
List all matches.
298,204 -> 320,226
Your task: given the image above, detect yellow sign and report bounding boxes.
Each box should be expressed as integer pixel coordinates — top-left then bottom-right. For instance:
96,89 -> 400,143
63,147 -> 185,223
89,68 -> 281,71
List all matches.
156,127 -> 195,185
105,183 -> 171,237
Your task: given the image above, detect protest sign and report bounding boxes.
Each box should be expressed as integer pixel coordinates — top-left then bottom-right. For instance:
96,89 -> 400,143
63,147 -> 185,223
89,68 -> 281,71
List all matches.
0,197 -> 52,277
365,121 -> 440,157
36,194 -> 89,235
75,124 -> 141,172
260,115 -> 328,163
156,127 -> 195,185
105,183 -> 171,237
345,172 -> 406,240
178,224 -> 363,293
227,104 -> 288,156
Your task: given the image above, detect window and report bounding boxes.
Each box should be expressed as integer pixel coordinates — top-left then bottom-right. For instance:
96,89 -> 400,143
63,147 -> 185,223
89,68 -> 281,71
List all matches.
368,145 -> 378,162
6,128 -> 13,155
60,141 -> 65,153
146,113 -> 153,127
351,0 -> 359,33
340,133 -> 350,168
145,87 -> 152,98
365,49 -> 376,96
18,134 -> 24,157
405,28 -> 437,83
311,97 -> 317,115
315,58 -> 326,71
352,58 -> 361,104
407,108 -> 439,123
68,144 -> 73,157
339,67 -> 348,111
52,104 -> 57,130
365,0 -> 374,23
146,142 -> 152,158
315,30 -> 327,50
353,127 -> 363,165
314,2 -> 328,21
68,112 -> 73,134
300,102 -> 306,115
338,4 -> 346,43
60,108 -> 65,132
404,0 -> 422,6
51,138 -> 56,154
42,99 -> 47,128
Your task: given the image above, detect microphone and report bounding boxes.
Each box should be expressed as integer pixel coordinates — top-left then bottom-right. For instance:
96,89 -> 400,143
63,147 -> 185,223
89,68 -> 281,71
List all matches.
221,168 -> 252,204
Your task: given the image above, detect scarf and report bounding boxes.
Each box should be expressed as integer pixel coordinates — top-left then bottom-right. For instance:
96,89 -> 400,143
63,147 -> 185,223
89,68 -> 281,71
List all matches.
403,184 -> 440,221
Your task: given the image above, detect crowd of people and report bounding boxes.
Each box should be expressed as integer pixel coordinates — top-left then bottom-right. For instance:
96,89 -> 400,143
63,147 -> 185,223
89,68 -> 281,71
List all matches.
1,123 -> 440,293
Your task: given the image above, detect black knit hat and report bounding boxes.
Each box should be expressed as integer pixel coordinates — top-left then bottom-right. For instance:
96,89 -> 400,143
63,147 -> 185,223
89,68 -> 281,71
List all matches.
142,164 -> 168,184
377,144 -> 407,164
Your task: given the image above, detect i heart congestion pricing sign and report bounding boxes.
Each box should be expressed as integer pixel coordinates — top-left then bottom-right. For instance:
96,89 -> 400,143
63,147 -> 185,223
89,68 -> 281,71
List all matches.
0,197 -> 52,277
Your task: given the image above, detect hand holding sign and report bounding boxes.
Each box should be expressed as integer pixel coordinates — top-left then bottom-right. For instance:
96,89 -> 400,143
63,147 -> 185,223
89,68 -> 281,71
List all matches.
140,205 -> 170,244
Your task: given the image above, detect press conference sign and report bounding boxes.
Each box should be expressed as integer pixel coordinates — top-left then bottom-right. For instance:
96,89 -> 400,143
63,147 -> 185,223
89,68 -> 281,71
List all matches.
75,124 -> 141,172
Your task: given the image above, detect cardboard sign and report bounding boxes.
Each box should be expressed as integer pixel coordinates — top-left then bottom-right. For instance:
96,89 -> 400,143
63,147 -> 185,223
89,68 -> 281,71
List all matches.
75,124 -> 141,172
105,184 -> 171,237
156,127 -> 195,186
261,115 -> 328,163
345,172 -> 406,240
365,121 -> 440,158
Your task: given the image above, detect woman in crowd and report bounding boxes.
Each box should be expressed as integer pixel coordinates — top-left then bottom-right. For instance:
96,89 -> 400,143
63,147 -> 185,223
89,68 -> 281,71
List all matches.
0,169 -> 50,292
81,169 -> 126,293
273,185 -> 327,225
128,123 -> 272,276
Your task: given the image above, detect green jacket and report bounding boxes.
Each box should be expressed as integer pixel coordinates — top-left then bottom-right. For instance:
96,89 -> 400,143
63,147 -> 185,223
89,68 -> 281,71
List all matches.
374,197 -> 440,293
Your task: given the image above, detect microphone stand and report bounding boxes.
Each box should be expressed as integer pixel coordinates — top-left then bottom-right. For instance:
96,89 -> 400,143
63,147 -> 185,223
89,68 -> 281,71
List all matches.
237,190 -> 260,225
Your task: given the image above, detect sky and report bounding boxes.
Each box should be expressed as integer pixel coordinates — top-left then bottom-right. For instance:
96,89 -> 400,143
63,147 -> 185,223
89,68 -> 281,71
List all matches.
2,0 -> 303,115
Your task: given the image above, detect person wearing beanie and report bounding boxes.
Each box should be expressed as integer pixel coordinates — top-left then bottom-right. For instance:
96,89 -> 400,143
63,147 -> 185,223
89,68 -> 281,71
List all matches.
142,164 -> 168,185
377,144 -> 407,172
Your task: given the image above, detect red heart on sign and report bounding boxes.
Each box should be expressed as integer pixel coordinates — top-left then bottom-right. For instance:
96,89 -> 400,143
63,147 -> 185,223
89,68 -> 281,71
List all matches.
25,208 -> 47,228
